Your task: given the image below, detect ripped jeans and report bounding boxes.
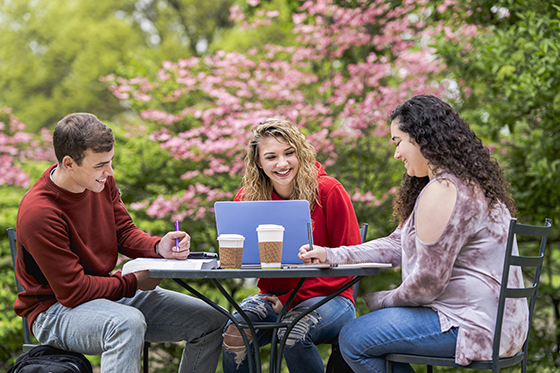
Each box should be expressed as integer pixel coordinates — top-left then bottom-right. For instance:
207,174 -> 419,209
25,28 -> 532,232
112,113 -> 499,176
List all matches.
222,294 -> 355,373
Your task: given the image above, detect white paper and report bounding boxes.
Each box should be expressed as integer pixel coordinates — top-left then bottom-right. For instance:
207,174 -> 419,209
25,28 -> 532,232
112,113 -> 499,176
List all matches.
122,258 -> 217,275
281,262 -> 391,269
335,262 -> 392,268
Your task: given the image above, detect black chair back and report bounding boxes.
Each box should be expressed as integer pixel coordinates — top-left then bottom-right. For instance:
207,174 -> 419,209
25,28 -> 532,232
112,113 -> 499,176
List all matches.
360,223 -> 368,243
492,218 -> 551,372
8,228 -> 35,351
352,223 -> 368,302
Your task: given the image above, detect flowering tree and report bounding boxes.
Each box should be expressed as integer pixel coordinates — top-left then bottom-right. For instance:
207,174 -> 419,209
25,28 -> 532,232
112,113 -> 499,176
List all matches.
104,0 -> 457,240
0,107 -> 54,188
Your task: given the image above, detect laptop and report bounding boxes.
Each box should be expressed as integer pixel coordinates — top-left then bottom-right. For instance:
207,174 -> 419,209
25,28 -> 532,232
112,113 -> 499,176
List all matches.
214,200 -> 312,265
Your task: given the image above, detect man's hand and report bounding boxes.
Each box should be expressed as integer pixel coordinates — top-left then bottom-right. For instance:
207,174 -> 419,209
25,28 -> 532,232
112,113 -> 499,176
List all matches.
298,244 -> 327,264
134,270 -> 162,290
260,295 -> 283,314
156,230 -> 191,259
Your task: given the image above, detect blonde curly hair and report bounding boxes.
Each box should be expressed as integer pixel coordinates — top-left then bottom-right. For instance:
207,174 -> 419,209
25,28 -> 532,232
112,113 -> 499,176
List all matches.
240,118 -> 320,210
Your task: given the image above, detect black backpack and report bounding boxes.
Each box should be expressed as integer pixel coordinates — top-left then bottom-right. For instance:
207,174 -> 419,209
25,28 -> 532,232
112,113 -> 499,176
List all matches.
8,345 -> 93,373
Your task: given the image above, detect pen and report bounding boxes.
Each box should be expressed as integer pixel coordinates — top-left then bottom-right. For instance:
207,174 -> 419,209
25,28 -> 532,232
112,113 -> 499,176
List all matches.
307,222 -> 314,264
175,220 -> 180,250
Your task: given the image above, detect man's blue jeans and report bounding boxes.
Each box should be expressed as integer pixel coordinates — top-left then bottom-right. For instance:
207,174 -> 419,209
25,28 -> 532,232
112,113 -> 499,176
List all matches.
32,287 -> 227,373
222,294 -> 355,373
339,306 -> 458,373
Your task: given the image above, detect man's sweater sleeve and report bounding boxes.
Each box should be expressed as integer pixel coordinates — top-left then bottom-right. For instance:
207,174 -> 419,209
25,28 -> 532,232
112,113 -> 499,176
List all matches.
18,211 -> 139,309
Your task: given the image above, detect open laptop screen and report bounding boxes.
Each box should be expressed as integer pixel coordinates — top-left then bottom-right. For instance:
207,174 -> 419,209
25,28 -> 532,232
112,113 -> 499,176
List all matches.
214,200 -> 312,265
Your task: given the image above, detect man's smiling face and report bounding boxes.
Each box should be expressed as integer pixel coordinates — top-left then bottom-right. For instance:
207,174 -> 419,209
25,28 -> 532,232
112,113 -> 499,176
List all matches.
65,148 -> 115,193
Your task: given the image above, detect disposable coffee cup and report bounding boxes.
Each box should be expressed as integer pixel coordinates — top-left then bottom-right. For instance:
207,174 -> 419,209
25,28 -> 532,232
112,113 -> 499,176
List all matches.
217,234 -> 245,269
256,224 -> 284,269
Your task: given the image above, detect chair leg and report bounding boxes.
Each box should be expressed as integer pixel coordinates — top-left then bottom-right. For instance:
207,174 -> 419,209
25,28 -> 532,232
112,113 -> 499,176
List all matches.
387,359 -> 435,373
143,341 -> 150,373
386,359 -> 392,372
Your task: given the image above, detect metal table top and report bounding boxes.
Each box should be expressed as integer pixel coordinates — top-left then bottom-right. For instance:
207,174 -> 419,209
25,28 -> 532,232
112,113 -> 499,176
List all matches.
149,265 -> 384,279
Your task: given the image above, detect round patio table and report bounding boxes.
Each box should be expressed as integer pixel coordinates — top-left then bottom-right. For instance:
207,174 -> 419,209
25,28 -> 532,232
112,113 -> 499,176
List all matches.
150,265 -> 385,373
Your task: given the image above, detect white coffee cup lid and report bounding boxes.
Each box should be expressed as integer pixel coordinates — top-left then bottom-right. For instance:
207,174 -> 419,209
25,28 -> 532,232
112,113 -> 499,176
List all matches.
217,234 -> 245,241
256,224 -> 285,232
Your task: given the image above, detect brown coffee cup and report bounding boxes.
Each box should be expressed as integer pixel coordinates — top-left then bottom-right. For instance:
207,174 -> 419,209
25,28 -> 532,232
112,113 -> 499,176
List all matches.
217,234 -> 245,269
256,225 -> 284,269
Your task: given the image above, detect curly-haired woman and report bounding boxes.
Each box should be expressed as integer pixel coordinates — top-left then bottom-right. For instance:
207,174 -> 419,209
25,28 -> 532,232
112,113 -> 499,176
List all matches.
299,95 -> 527,372
222,118 -> 361,373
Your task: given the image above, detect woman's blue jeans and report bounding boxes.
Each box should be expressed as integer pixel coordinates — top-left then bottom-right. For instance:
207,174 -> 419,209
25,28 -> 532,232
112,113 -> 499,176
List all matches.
222,294 -> 355,373
339,306 -> 458,373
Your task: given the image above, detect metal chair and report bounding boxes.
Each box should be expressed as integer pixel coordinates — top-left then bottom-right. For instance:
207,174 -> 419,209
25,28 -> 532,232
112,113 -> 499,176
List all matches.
325,223 -> 368,373
385,218 -> 552,373
7,228 -> 36,353
8,228 -> 151,373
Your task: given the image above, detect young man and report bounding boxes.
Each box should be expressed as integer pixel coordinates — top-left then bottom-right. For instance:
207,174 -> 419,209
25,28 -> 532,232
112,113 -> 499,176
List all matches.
14,113 -> 227,373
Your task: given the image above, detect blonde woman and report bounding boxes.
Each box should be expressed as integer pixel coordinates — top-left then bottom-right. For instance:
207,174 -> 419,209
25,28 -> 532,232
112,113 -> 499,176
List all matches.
222,119 -> 361,373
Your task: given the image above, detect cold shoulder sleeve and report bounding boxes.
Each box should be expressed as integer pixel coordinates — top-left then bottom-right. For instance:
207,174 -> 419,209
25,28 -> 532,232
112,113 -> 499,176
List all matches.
365,177 -> 483,311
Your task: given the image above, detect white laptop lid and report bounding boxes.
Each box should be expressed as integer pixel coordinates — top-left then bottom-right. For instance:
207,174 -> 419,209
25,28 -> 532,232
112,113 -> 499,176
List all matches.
214,200 -> 312,264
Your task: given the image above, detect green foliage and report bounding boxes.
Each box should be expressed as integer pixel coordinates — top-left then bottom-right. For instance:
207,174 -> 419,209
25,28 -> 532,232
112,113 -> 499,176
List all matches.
213,0 -> 297,53
0,0 -> 138,130
0,0 -> 236,132
434,0 -> 560,225
0,186 -> 30,368
327,132 -> 402,239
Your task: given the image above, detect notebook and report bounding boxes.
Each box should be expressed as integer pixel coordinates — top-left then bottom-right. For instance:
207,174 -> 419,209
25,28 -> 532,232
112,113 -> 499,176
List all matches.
214,200 -> 312,265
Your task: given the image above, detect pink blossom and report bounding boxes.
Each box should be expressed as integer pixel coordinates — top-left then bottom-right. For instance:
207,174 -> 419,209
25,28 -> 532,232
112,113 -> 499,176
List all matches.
9,115 -> 26,131
130,202 -> 149,210
162,60 -> 175,69
103,0 -> 458,220
292,13 -> 307,24
266,10 -> 279,18
194,207 -> 206,219
229,5 -> 245,22
181,170 -> 201,179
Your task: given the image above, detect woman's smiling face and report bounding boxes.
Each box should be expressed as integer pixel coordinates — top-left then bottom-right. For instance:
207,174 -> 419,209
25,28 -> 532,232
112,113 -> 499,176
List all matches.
258,135 -> 300,198
391,120 -> 431,179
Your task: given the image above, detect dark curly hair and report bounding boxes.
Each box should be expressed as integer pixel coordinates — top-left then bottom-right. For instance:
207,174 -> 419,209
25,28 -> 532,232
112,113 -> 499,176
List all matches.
390,95 -> 517,225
